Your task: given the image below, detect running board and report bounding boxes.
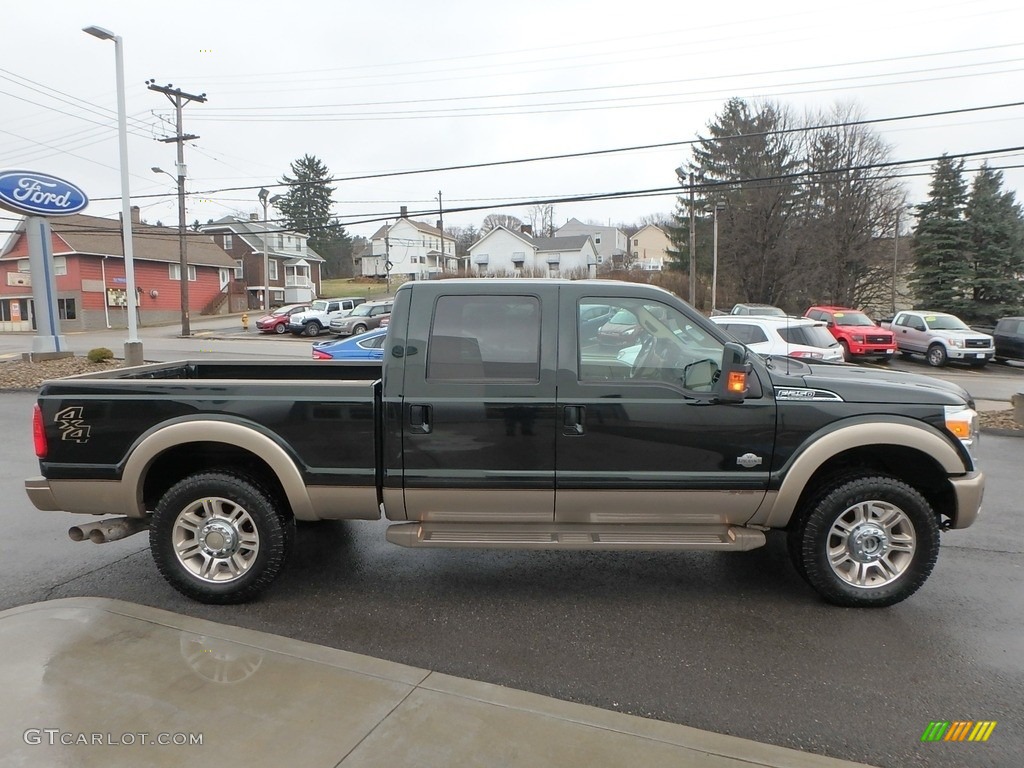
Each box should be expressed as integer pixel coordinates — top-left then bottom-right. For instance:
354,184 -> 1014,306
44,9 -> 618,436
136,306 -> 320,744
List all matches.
385,523 -> 766,551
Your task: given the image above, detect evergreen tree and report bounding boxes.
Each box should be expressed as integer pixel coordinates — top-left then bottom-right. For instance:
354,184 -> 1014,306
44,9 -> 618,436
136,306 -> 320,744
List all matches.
910,155 -> 971,313
275,154 -> 346,267
964,164 -> 1024,321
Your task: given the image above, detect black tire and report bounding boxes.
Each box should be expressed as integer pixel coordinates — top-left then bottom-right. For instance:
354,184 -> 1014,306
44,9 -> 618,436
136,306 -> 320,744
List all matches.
994,356 -> 1006,364
839,340 -> 850,361
150,471 -> 294,604
926,344 -> 947,367
304,322 -> 322,337
274,323 -> 287,334
789,474 -> 939,607
969,361 -> 987,368
352,324 -> 368,336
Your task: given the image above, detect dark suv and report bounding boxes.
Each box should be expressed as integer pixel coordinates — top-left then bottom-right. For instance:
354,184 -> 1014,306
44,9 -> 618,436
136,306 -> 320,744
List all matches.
993,317 -> 1024,363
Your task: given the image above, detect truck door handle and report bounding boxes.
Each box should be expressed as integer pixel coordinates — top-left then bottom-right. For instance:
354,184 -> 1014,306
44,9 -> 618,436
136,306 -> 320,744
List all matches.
563,405 -> 585,436
409,404 -> 432,434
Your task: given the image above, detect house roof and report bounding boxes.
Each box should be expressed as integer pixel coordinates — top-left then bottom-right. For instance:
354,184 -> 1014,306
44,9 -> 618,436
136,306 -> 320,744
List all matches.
467,225 -> 535,252
532,235 -> 591,252
3,213 -> 235,268
370,218 -> 454,243
201,216 -> 325,262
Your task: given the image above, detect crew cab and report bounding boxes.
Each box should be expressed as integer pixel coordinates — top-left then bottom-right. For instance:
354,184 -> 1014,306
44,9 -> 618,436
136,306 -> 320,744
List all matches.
882,311 -> 995,367
26,280 -> 984,609
805,306 -> 896,361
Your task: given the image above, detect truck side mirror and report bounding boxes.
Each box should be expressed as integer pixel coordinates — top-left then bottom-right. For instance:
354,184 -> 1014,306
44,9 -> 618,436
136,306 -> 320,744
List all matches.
717,342 -> 749,403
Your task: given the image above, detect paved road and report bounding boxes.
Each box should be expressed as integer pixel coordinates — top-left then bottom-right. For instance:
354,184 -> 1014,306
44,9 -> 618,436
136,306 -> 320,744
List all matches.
1,378 -> 1021,767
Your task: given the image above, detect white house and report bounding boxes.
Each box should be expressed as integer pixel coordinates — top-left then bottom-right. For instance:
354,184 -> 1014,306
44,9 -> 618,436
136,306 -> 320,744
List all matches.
359,207 -> 458,281
468,226 -> 597,278
554,217 -> 627,269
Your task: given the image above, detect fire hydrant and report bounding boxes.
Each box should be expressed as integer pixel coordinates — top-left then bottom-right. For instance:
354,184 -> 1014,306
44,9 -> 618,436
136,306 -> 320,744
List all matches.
241,312 -> 249,331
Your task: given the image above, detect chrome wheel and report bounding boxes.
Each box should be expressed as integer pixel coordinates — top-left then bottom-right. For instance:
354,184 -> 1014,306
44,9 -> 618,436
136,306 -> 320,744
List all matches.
827,500 -> 916,589
926,345 -> 947,367
172,497 -> 260,583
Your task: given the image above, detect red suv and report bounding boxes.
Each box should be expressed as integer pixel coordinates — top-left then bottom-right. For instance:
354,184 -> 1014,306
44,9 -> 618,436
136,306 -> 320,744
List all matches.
805,306 -> 896,361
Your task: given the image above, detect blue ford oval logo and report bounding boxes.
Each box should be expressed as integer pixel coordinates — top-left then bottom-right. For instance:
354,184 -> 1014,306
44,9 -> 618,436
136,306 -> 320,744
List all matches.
0,170 -> 88,216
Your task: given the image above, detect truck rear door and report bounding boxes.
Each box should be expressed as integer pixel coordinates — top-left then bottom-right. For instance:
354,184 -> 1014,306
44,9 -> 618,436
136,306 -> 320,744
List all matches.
554,286 -> 776,525
393,285 -> 558,522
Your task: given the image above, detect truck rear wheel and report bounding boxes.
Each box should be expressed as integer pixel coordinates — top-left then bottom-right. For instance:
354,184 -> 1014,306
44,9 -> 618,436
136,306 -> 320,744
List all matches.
789,475 -> 939,607
150,471 -> 293,604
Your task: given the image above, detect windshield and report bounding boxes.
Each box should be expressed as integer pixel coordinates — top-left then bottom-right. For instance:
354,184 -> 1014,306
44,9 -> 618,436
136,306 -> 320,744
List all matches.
832,311 -> 874,327
608,309 -> 638,324
349,304 -> 375,317
926,315 -> 970,330
310,300 -> 328,312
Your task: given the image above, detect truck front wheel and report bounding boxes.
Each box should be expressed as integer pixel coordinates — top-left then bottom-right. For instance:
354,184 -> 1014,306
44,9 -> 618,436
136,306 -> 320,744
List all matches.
150,471 -> 294,604
789,475 -> 939,607
926,344 -> 948,367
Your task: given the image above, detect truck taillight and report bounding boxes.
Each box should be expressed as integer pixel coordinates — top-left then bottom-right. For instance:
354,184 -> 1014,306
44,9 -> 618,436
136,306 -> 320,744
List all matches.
32,404 -> 47,458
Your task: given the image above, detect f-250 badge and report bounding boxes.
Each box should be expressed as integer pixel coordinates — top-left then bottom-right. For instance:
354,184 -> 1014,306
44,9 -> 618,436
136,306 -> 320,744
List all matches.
54,407 -> 91,443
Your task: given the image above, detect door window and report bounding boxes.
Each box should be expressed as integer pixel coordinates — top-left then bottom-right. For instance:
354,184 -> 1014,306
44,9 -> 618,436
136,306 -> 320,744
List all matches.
578,297 -> 724,392
427,295 -> 541,382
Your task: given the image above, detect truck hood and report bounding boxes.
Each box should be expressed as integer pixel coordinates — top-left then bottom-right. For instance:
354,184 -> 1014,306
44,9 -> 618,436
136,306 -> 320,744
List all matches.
930,329 -> 993,340
765,359 -> 972,407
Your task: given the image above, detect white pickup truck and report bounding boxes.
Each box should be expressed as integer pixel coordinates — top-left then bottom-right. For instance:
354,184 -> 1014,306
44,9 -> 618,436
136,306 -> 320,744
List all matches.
881,310 -> 995,367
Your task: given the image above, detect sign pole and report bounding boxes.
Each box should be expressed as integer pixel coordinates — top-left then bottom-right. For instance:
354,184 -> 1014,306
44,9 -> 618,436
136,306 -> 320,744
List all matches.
25,216 -> 66,354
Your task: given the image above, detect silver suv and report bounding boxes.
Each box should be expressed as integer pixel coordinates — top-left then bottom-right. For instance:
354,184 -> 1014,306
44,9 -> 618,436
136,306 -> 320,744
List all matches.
287,297 -> 366,337
329,300 -> 394,336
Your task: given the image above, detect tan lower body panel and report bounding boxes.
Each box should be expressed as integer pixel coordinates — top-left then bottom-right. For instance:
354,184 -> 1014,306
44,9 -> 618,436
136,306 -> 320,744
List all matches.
386,522 -> 766,551
555,489 -> 766,526
403,489 -> 554,523
304,485 -> 379,521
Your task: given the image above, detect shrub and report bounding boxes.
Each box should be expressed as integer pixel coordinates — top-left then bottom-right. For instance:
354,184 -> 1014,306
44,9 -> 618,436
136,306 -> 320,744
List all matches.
87,347 -> 114,363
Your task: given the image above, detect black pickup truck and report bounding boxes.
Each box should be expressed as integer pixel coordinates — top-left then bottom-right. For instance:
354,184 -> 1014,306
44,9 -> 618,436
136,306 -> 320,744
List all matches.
25,279 -> 984,607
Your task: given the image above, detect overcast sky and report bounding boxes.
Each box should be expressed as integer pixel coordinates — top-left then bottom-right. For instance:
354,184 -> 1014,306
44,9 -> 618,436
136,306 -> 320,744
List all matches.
2,0 -> 1022,243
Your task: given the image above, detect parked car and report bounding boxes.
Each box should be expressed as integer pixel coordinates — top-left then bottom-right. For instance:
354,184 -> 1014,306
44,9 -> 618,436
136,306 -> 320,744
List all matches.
329,300 -> 394,336
993,316 -> 1024,363
596,308 -> 644,348
312,328 -> 388,360
254,303 -> 309,334
710,315 -> 845,361
728,303 -> 787,317
288,297 -> 367,337
880,311 -> 994,367
805,305 -> 897,361
579,303 -> 616,343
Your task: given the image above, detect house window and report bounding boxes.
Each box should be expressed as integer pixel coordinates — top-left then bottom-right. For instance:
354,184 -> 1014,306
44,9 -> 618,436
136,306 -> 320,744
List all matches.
53,256 -> 67,276
17,259 -> 29,273
169,263 -> 197,281
268,260 -> 278,281
234,259 -> 244,279
277,234 -> 284,249
595,235 -> 601,245
597,255 -> 603,264
633,238 -> 639,246
57,298 -> 76,320
223,233 -> 233,250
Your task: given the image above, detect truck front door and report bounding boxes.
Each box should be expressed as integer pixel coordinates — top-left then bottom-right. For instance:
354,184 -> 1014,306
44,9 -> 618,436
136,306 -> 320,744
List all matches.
396,290 -> 558,522
555,289 -> 776,525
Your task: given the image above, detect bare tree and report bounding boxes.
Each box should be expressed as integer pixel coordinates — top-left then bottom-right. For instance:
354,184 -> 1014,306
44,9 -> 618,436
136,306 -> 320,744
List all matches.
526,205 -> 555,237
481,213 -> 525,234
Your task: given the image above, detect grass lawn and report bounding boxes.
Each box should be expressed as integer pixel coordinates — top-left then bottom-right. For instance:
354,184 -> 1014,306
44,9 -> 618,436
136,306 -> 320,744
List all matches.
319,278 -> 393,299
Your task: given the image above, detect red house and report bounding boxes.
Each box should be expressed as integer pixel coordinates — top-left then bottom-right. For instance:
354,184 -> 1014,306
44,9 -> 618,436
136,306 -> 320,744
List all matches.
0,208 -> 237,332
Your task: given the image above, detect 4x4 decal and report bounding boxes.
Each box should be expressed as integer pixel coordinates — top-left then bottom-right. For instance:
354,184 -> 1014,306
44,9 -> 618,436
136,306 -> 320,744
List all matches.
55,406 -> 91,443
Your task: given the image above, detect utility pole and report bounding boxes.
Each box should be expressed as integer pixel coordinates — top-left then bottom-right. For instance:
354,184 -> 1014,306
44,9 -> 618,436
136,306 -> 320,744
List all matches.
147,80 -> 206,337
437,190 -> 444,275
688,172 -> 696,307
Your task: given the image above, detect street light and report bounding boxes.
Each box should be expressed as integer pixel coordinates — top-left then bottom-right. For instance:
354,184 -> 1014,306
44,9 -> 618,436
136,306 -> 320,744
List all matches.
151,165 -> 189,336
83,24 -> 143,365
258,188 -> 282,311
704,202 -> 726,313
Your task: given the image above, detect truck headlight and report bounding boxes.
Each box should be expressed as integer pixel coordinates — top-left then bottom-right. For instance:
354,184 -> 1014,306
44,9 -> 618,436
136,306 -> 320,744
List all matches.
944,404 -> 979,458
947,337 -> 964,348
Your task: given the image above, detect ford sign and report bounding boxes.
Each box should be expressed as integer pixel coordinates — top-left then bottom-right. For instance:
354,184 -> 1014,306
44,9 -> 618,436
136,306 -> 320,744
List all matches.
0,170 -> 88,217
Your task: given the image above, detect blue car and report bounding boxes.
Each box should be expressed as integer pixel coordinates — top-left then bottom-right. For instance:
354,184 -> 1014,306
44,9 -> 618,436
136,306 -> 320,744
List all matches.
312,328 -> 387,360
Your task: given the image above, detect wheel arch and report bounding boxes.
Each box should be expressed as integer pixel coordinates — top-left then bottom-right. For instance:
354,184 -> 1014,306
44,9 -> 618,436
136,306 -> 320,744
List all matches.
121,419 -> 315,521
756,419 -> 966,529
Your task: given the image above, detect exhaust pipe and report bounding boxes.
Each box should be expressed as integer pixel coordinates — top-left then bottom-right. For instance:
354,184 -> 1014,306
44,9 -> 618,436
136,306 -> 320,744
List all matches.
69,517 -> 149,544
